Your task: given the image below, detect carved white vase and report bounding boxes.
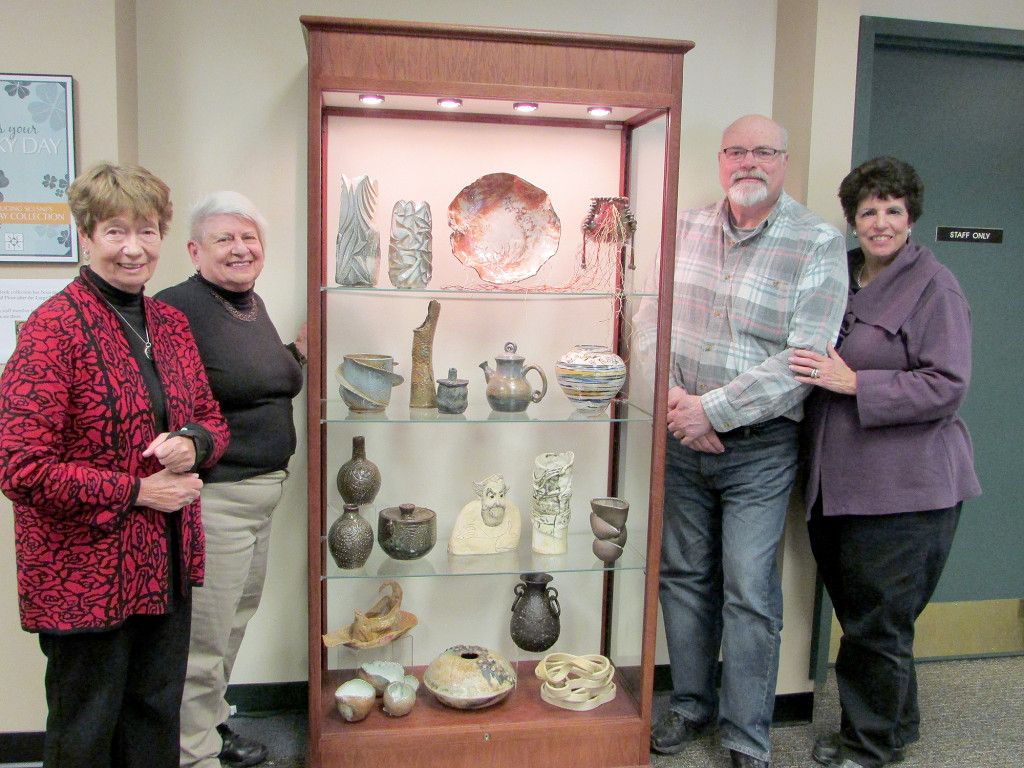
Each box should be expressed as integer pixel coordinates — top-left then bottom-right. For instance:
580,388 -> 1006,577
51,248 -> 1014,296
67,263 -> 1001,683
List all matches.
388,200 -> 432,289
531,451 -> 574,554
335,174 -> 380,286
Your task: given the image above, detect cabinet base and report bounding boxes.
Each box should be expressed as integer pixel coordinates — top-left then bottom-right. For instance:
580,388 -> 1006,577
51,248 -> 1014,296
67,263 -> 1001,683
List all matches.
314,661 -> 650,768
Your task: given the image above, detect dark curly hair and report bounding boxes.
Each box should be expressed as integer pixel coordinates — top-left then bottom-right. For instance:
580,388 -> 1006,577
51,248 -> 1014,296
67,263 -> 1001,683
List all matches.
837,156 -> 923,227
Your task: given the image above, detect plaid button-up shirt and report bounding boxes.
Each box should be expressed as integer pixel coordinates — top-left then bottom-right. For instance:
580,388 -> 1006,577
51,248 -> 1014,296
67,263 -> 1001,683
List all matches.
634,192 -> 848,431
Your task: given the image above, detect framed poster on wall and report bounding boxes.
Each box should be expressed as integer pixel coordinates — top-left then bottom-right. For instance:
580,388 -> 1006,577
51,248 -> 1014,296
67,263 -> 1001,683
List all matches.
0,74 -> 77,263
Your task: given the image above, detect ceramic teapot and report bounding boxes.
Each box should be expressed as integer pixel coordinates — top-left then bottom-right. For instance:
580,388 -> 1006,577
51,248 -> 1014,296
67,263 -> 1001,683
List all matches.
479,341 -> 547,412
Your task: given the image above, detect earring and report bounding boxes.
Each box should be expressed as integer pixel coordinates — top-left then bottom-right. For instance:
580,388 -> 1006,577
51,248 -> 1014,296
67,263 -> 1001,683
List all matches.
907,228 -> 912,237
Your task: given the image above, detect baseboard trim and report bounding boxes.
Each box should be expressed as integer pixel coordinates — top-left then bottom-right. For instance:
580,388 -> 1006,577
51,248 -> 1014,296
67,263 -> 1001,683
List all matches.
226,680 -> 307,714
0,682 -> 307,765
0,730 -> 43,764
653,663 -> 813,725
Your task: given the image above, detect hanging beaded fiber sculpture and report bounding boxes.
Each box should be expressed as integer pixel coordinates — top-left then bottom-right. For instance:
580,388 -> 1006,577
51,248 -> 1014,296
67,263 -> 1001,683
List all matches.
565,196 -> 638,292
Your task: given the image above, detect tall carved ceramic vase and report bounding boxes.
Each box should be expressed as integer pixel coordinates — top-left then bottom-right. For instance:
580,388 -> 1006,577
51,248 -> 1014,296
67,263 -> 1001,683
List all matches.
388,200 -> 432,289
335,174 -> 381,286
328,504 -> 374,569
336,435 -> 381,506
531,451 -> 574,554
510,572 -> 560,652
410,300 -> 440,408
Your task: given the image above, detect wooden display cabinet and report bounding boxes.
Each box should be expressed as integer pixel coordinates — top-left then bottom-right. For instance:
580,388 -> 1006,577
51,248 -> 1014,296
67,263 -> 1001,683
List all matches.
302,17 -> 691,768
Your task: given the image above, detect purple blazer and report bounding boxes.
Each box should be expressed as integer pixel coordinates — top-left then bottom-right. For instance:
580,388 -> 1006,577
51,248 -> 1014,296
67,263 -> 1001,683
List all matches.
803,241 -> 981,517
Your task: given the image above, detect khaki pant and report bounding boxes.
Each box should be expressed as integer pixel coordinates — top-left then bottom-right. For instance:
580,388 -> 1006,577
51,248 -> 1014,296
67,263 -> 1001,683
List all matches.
179,471 -> 287,768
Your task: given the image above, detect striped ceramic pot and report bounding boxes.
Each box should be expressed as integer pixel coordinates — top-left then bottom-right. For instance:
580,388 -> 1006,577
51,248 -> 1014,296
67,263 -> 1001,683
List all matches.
555,344 -> 626,413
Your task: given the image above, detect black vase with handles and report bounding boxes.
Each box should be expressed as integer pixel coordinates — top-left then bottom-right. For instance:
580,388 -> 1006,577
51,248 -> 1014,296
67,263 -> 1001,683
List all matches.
510,572 -> 560,652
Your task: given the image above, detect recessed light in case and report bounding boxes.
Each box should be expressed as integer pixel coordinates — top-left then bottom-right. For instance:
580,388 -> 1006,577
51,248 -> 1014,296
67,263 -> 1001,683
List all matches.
588,106 -> 612,117
513,102 -> 539,113
358,94 -> 385,105
437,98 -> 463,109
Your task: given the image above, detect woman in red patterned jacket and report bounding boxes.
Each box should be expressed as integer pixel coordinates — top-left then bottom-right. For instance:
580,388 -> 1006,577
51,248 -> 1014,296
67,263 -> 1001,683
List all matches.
0,163 -> 229,768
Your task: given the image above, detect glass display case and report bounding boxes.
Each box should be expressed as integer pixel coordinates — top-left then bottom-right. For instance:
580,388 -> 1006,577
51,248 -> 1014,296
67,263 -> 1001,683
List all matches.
302,17 -> 691,768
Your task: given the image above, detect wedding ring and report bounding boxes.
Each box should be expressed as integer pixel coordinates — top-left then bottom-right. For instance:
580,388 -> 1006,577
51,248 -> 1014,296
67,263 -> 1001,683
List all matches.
810,368 -> 820,379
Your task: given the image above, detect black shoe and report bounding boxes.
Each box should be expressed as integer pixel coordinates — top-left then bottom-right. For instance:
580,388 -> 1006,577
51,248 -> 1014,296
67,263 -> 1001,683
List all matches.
217,722 -> 269,768
650,710 -> 712,755
730,748 -> 769,767
812,732 -> 906,766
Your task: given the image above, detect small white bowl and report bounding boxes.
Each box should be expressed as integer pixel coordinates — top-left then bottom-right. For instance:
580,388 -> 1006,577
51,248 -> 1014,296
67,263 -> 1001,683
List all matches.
335,678 -> 376,722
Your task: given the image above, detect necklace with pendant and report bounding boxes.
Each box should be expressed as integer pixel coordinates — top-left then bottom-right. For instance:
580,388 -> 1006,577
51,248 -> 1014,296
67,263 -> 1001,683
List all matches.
107,302 -> 153,359
212,289 -> 259,322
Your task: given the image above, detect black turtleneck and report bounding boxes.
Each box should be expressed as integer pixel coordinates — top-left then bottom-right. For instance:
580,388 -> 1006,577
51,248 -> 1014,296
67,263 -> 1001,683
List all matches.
155,272 -> 304,483
83,266 -> 168,431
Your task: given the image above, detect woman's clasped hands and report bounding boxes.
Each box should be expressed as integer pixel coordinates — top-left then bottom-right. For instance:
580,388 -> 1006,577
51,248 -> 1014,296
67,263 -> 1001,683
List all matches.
137,432 -> 203,513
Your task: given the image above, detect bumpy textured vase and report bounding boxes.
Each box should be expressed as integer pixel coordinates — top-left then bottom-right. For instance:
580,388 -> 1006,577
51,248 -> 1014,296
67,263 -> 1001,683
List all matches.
410,300 -> 440,408
336,435 -> 381,506
327,504 -> 374,569
531,451 -> 574,554
335,174 -> 380,286
555,344 -> 627,413
510,572 -> 561,652
388,200 -> 432,289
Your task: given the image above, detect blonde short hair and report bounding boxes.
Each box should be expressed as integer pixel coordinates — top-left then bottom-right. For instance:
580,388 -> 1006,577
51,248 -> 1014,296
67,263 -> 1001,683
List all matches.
67,163 -> 173,238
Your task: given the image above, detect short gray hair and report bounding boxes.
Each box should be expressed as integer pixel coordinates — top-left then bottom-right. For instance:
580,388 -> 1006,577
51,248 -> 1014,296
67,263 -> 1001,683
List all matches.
189,190 -> 267,245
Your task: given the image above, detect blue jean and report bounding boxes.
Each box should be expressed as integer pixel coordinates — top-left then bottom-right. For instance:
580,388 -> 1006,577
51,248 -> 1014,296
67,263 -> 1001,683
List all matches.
660,419 -> 798,761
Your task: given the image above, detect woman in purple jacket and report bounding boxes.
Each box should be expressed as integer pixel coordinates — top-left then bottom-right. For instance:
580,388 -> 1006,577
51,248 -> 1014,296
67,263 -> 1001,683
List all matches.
789,156 -> 981,768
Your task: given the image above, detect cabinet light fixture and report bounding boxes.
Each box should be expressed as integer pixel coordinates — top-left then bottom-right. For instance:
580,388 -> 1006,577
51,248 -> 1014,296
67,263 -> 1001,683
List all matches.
358,93 -> 385,105
513,102 -> 539,113
587,106 -> 613,117
437,98 -> 463,109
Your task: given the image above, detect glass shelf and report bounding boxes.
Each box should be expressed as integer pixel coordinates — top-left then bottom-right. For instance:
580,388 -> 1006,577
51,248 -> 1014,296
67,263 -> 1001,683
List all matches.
322,530 -> 645,580
321,284 -> 654,298
322,396 -> 653,424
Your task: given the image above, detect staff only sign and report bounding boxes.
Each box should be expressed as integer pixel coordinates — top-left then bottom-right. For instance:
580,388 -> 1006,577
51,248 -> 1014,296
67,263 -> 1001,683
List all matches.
0,74 -> 77,263
936,227 -> 1004,244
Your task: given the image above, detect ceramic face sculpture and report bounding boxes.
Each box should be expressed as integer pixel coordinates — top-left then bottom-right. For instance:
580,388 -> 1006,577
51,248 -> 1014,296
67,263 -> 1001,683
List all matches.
448,473 -> 521,555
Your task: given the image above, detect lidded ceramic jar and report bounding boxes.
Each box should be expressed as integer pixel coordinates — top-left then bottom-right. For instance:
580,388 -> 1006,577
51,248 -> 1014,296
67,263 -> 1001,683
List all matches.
436,367 -> 469,414
377,503 -> 437,560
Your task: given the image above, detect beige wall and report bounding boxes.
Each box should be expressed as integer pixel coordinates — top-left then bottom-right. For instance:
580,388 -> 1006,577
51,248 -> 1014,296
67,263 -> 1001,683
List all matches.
2,0 -> 1023,735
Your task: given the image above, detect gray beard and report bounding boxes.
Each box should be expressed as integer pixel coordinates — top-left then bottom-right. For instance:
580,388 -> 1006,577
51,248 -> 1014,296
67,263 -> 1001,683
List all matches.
481,503 -> 506,527
728,179 -> 769,207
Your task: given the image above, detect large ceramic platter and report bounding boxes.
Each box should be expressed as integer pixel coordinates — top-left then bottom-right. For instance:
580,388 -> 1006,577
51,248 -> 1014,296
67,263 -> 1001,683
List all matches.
448,172 -> 560,284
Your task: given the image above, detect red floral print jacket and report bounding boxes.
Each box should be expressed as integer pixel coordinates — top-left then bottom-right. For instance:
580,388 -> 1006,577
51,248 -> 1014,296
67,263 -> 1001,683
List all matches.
0,272 -> 229,632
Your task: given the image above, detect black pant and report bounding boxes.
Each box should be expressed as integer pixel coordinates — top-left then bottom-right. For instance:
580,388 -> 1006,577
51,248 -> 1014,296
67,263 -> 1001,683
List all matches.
809,501 -> 960,768
38,597 -> 192,768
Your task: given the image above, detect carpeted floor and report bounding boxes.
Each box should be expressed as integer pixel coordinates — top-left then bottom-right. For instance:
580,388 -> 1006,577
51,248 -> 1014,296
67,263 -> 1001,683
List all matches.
651,655 -> 1024,768
202,655 -> 1024,768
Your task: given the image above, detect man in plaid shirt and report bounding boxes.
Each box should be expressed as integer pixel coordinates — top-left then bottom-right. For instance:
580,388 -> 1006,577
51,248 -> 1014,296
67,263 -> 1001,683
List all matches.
636,115 -> 848,768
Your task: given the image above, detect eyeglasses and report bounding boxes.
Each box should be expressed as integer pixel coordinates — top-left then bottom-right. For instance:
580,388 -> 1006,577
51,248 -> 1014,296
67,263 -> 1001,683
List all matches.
720,146 -> 787,162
